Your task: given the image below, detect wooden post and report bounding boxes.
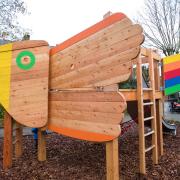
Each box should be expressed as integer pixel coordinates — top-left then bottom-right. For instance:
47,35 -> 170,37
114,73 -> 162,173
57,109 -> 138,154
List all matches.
15,122 -> 23,158
136,54 -> 146,174
3,111 -> 13,169
38,129 -> 46,161
156,99 -> 164,156
148,50 -> 158,165
106,138 -> 119,180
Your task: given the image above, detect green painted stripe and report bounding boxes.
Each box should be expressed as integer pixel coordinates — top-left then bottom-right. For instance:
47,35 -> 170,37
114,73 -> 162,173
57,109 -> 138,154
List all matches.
165,84 -> 180,96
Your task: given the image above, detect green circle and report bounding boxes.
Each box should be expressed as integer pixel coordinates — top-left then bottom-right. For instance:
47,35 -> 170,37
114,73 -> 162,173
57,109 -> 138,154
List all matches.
16,51 -> 36,70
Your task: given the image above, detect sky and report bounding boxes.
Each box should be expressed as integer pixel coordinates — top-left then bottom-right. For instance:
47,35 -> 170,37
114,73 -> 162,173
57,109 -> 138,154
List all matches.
20,0 -> 145,46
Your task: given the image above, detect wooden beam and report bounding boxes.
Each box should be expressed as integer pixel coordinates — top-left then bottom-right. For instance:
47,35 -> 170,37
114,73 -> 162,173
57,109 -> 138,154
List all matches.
156,100 -> 164,156
106,138 -> 119,180
38,129 -> 46,161
119,89 -> 163,101
141,48 -> 161,61
3,111 -> 13,169
15,122 -> 23,158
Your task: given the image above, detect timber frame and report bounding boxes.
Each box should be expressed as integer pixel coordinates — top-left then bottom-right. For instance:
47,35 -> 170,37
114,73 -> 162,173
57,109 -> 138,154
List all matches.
2,47 -> 164,179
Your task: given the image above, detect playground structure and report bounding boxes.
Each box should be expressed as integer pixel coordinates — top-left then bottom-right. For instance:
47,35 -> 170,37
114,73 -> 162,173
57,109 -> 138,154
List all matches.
0,12 -> 171,179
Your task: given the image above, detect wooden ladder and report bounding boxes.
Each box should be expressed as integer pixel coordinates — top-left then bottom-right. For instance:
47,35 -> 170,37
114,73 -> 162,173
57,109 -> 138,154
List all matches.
137,49 -> 158,174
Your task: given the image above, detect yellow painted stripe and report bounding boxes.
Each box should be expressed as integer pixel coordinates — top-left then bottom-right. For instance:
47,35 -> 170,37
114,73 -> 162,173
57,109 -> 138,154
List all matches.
0,43 -> 12,111
163,54 -> 180,64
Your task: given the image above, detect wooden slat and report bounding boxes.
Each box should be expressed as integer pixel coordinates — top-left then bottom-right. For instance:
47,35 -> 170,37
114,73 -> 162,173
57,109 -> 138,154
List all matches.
0,40 -> 48,52
50,101 -> 125,113
50,91 -> 126,102
50,109 -> 124,124
106,138 -> 119,180
3,111 -> 13,169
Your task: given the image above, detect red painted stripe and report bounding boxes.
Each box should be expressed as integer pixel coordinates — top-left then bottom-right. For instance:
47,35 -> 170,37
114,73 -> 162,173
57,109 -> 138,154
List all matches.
50,13 -> 126,56
164,68 -> 180,80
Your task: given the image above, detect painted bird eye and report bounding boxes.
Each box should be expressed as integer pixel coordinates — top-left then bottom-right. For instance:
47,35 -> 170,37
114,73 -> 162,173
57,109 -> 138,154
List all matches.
16,51 -> 36,70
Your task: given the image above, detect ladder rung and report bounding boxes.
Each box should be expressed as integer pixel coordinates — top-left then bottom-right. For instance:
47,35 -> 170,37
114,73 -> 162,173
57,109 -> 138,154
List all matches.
144,116 -> 154,121
145,145 -> 155,153
144,130 -> 154,137
143,102 -> 153,106
143,88 -> 152,91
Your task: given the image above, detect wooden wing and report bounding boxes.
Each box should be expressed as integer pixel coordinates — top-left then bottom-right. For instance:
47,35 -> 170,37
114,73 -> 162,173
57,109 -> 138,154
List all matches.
50,13 -> 144,88
48,13 -> 144,142
49,91 -> 126,142
0,40 -> 49,127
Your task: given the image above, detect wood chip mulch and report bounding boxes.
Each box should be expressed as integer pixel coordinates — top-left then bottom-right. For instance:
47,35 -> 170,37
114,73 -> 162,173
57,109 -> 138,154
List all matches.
0,123 -> 179,180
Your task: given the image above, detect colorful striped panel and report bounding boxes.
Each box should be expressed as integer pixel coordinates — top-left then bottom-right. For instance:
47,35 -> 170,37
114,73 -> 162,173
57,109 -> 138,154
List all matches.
164,68 -> 180,80
165,76 -> 180,88
163,54 -> 180,95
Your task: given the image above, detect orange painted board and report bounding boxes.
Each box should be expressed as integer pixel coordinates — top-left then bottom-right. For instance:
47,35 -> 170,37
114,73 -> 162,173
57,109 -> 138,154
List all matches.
164,61 -> 180,72
50,13 -> 126,55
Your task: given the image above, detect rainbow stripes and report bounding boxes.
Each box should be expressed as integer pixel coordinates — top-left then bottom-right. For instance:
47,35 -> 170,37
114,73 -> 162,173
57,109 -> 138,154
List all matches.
163,54 -> 180,95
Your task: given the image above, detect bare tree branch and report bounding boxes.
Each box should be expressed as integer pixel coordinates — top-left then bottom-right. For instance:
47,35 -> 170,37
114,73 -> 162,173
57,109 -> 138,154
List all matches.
137,0 -> 180,56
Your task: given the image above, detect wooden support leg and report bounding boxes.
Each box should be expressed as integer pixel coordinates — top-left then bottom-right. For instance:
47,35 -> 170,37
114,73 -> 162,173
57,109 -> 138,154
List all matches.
38,129 -> 46,161
106,138 -> 119,180
3,111 -> 13,169
15,122 -> 23,158
156,99 -> 163,157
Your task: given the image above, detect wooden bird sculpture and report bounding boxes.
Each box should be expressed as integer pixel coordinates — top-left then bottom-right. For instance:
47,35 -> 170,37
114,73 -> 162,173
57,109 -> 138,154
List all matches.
0,13 -> 144,142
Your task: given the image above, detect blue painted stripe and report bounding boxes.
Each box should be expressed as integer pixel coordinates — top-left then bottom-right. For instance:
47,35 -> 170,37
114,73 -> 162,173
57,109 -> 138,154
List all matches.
165,76 -> 180,88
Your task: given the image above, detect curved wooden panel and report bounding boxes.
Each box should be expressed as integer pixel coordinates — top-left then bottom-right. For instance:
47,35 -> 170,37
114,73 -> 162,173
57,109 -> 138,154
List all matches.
0,41 -> 49,127
49,91 -> 126,142
50,13 -> 144,89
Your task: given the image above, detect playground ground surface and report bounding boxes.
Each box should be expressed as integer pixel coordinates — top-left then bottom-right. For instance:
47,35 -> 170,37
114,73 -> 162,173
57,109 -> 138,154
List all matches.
0,122 -> 179,180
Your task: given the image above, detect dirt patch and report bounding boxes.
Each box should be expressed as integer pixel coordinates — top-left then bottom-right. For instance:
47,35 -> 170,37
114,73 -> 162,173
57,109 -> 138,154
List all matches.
0,123 -> 179,180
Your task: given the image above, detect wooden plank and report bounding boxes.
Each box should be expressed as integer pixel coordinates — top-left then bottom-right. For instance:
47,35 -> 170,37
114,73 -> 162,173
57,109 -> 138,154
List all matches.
38,129 -> 46,161
50,91 -> 126,102
15,122 -> 23,158
0,40 -> 48,52
106,138 -> 119,180
3,111 -> 13,169
136,54 -> 146,174
50,109 -> 124,124
50,101 -> 125,113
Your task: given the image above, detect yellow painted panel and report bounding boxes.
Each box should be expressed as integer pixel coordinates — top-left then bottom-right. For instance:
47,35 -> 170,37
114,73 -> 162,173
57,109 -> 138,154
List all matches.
163,54 -> 180,64
0,43 -> 12,110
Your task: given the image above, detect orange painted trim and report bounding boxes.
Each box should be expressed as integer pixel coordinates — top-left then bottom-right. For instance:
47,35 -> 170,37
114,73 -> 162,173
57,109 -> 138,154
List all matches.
164,61 -> 180,72
48,124 -> 119,142
50,13 -> 126,56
